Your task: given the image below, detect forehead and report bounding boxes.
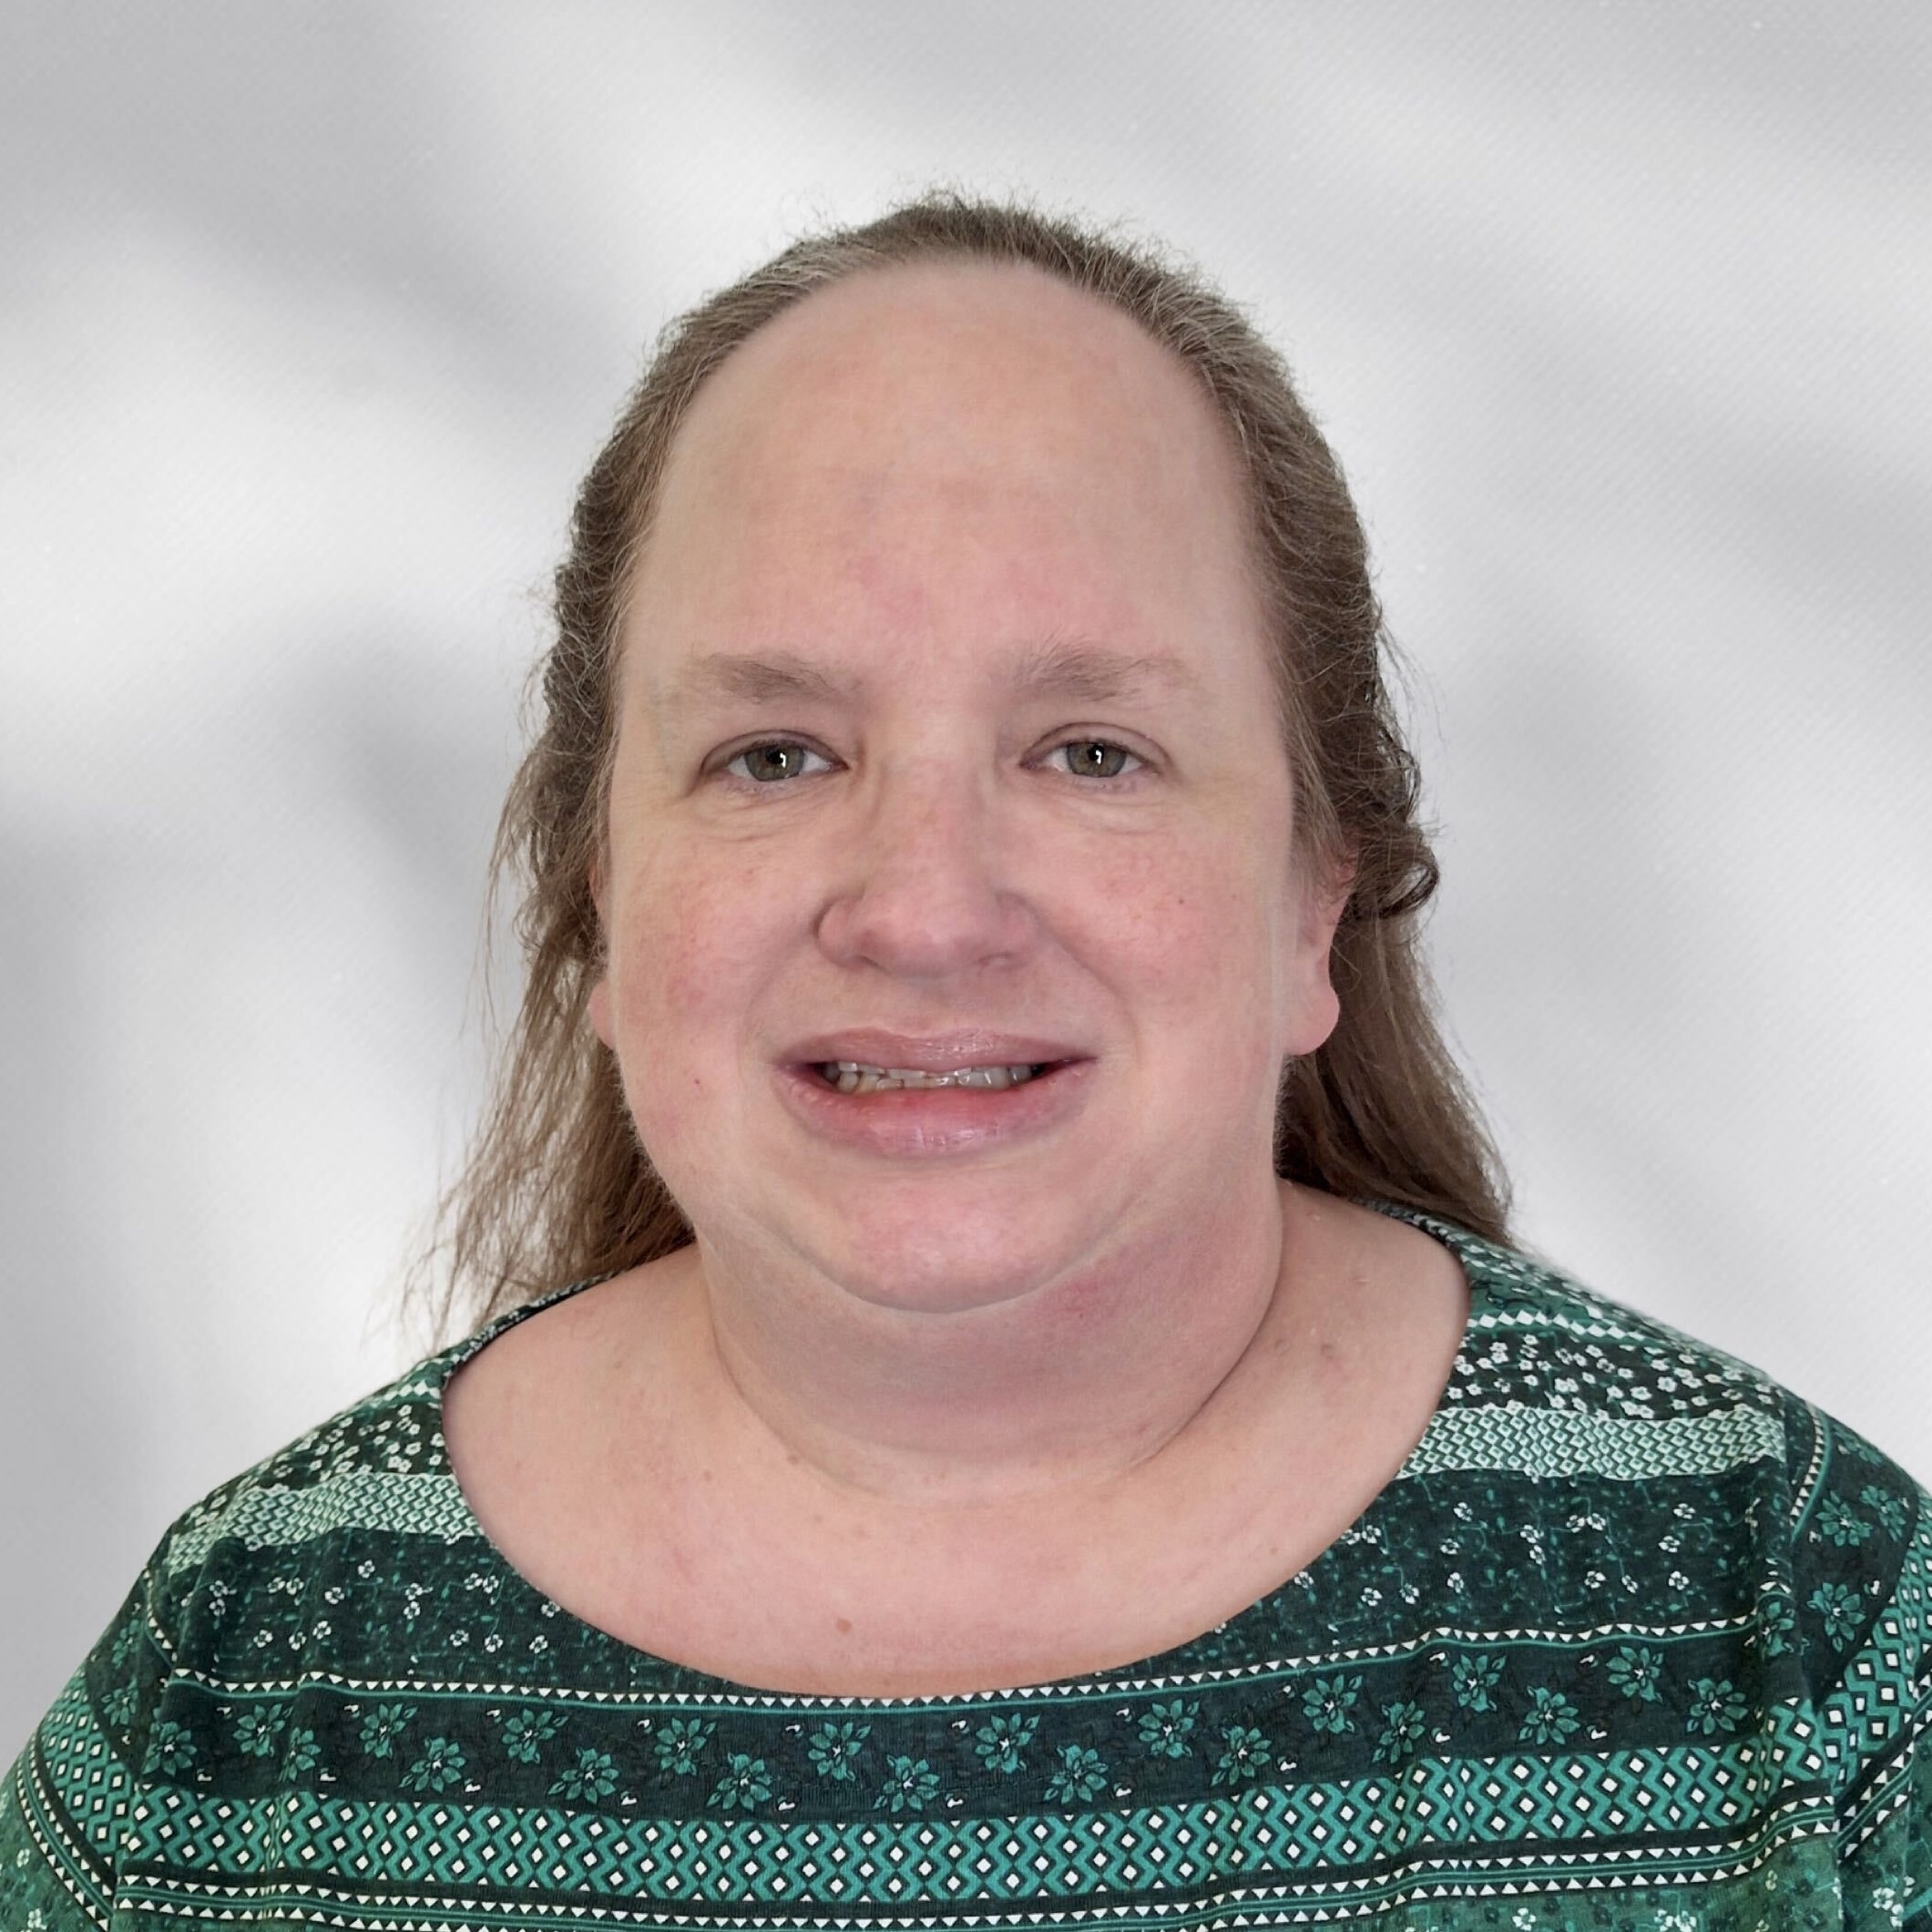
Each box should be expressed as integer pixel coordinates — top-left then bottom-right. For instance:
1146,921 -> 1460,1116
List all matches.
685,257 -> 1222,453
627,259 -> 1263,691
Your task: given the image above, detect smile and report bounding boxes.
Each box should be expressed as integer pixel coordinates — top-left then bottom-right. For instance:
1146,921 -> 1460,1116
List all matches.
816,1062 -> 1054,1093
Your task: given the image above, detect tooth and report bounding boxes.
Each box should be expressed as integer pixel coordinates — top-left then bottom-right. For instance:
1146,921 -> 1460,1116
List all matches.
823,1058 -> 1048,1094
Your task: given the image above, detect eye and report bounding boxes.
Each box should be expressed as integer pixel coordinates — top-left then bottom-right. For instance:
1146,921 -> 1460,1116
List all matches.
714,735 -> 1149,789
719,740 -> 833,786
1046,739 -> 1147,784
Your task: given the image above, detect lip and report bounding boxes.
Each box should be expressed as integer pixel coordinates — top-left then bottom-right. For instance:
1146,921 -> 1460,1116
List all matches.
778,1027 -> 1090,1075
773,1056 -> 1097,1159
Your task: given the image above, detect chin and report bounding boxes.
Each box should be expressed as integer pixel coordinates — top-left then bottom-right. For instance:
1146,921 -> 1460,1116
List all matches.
809,1221 -> 1075,1317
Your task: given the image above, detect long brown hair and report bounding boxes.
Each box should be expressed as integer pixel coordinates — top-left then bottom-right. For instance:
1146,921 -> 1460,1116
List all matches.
423,192 -> 1509,1337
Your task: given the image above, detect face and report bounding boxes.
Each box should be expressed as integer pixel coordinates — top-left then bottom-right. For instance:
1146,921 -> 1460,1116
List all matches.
589,261 -> 1348,1315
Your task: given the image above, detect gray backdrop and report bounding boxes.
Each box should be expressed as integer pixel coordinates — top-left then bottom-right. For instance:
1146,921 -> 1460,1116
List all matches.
4,1 -> 1928,1757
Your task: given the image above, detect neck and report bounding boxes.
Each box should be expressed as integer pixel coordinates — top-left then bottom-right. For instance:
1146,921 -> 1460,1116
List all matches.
670,1170 -> 1311,1517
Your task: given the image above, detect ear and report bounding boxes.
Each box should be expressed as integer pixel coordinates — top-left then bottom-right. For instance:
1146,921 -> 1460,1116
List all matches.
1301,841 -> 1356,954
586,858 -> 616,1051
1282,844 -> 1356,1058
588,974 -> 616,1051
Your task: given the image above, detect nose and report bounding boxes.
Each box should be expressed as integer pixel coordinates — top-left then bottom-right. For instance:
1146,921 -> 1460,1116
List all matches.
815,754 -> 1039,980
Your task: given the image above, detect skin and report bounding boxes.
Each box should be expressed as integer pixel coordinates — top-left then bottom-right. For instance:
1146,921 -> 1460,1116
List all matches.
443,261 -> 1468,1695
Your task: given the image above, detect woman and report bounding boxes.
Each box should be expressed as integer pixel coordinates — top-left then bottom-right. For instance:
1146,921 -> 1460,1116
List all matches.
5,195 -> 1925,1931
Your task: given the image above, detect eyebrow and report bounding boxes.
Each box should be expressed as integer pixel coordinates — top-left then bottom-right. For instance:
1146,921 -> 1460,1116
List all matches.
663,637 -> 1206,710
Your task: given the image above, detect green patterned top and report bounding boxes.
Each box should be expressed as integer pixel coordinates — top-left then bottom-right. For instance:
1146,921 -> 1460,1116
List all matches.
5,1205 -> 1929,1932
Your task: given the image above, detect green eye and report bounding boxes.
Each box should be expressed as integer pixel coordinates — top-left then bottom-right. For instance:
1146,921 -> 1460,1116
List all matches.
1054,740 -> 1141,782
716,737 -> 1147,789
723,741 -> 829,784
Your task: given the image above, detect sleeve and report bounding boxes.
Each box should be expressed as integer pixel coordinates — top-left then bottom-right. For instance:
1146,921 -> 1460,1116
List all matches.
1789,1402 -> 1932,1931
0,1544 -> 178,1932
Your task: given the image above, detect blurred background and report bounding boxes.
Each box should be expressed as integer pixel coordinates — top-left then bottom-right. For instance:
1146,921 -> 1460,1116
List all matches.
3,1 -> 1928,1753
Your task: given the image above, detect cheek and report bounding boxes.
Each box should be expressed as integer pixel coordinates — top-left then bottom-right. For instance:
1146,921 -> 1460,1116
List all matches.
1079,841 -> 1273,1031
599,851 -> 792,1167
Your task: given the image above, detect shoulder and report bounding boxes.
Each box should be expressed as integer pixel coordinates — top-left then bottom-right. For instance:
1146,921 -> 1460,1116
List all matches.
1407,1208 -> 1932,1791
1,1282 -> 627,1925
77,1331 -> 488,1709
0,1329 -> 499,1931
137,1279 -> 612,1666
30,1274 -> 601,1732
1400,1204 -> 1911,1483
158,1347 -> 468,1602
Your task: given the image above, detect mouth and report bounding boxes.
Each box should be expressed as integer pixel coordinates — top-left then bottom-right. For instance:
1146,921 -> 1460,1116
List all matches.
808,1059 -> 1067,1095
774,1054 -> 1096,1156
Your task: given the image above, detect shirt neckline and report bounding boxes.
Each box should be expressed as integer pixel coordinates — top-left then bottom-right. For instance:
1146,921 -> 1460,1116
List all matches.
426,1197 -> 1497,1705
